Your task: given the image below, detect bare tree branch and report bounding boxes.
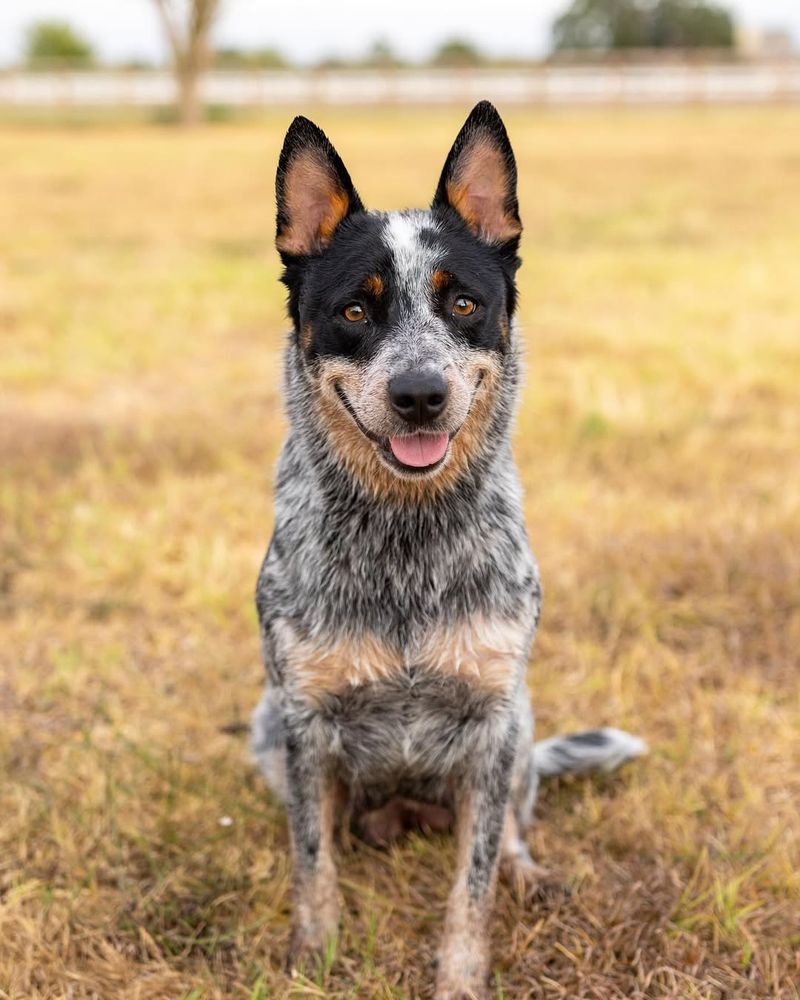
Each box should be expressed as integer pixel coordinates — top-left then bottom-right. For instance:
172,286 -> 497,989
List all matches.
153,0 -> 184,65
151,0 -> 222,124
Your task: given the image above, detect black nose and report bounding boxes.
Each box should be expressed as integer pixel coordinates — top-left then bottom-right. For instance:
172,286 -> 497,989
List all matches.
388,370 -> 449,426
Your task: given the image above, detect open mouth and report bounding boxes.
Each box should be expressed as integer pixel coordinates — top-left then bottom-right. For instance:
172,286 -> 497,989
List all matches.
334,384 -> 451,474
387,432 -> 449,469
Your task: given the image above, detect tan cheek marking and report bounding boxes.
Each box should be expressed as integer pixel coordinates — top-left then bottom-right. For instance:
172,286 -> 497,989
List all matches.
276,620 -> 404,703
362,274 -> 383,298
445,352 -> 501,482
312,359 -> 450,503
416,614 -> 529,696
299,323 -> 313,351
311,354 -> 504,505
446,140 -> 522,244
313,357 -> 389,490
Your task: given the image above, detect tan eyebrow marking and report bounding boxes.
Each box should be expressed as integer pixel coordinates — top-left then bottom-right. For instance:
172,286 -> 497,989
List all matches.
362,274 -> 384,298
431,269 -> 452,294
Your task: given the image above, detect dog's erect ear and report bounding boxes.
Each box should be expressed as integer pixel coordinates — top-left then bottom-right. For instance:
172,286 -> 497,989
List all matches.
432,101 -> 521,246
276,116 -> 363,258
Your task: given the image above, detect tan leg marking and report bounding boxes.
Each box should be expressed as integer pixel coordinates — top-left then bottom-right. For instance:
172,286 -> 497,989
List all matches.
288,778 -> 341,967
435,791 -> 496,1000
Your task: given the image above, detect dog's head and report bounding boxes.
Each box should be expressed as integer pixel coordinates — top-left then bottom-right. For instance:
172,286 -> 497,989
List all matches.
276,101 -> 522,500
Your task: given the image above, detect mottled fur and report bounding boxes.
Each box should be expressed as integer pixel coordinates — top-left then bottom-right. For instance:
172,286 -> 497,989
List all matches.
251,102 -> 646,998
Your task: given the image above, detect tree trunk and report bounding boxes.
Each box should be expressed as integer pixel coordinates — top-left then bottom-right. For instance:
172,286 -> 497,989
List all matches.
177,66 -> 203,126
153,0 -> 218,127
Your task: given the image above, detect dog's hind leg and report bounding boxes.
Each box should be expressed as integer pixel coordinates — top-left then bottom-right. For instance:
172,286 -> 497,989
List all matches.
250,686 -> 288,802
357,797 -> 452,847
497,695 -> 543,888
500,713 -> 647,896
500,720 -> 550,897
499,806 -> 553,900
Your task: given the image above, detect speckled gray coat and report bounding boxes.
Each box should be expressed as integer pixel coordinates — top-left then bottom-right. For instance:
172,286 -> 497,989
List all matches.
250,103 -> 645,1000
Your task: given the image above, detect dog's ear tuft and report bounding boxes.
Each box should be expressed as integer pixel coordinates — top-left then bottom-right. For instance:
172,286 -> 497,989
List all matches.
276,116 -> 364,258
432,101 -> 521,246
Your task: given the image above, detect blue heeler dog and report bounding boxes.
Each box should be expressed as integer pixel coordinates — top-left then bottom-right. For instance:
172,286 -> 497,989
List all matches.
251,102 -> 646,999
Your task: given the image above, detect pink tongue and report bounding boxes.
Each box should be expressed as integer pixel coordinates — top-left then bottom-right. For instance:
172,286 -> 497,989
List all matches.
389,432 -> 449,468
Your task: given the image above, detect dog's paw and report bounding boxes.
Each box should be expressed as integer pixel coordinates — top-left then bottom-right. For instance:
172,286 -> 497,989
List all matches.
284,926 -> 337,976
434,953 -> 490,1000
434,982 -> 490,1000
501,856 -> 570,905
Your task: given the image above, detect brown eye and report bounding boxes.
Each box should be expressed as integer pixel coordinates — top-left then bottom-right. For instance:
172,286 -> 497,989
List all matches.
342,303 -> 365,322
452,296 -> 477,317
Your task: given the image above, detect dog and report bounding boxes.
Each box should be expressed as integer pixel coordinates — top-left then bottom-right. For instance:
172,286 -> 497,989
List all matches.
251,102 -> 645,999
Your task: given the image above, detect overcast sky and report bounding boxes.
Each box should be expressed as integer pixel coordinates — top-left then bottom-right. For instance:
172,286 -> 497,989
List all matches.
1,0 -> 798,66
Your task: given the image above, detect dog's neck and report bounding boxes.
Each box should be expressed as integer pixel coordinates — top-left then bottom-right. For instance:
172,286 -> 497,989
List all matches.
272,341 -> 529,641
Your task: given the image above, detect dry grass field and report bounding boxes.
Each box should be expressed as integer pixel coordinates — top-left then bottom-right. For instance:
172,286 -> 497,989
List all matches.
1,107 -> 798,999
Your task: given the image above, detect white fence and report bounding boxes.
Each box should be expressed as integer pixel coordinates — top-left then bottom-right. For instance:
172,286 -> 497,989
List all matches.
2,65 -> 800,108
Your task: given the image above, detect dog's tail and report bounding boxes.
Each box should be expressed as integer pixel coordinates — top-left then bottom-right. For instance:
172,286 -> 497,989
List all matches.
532,727 -> 647,778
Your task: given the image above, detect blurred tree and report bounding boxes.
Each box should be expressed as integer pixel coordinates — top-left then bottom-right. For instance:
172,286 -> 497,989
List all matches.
650,0 -> 734,47
430,39 -> 485,68
118,57 -> 157,70
25,20 -> 96,69
315,56 -> 349,69
362,39 -> 404,69
213,47 -> 289,69
314,42 -> 405,71
553,0 -> 648,49
552,0 -> 734,51
152,0 -> 221,125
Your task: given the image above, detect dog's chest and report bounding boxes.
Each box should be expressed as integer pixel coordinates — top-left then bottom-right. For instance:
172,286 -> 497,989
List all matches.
276,612 -> 532,706
278,616 -> 529,786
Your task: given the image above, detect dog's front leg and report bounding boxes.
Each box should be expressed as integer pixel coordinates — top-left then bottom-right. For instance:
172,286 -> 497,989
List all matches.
435,728 -> 515,1000
284,738 -> 340,970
